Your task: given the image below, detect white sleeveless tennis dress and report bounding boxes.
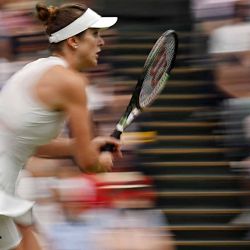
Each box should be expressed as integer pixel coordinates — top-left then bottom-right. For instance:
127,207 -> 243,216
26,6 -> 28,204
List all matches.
0,56 -> 67,250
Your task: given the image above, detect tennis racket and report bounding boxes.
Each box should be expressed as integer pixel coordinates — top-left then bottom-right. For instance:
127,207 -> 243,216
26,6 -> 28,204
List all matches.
102,30 -> 178,151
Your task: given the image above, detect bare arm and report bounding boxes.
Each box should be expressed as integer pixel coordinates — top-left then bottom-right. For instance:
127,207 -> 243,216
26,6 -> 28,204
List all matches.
34,66 -> 120,172
34,137 -> 74,159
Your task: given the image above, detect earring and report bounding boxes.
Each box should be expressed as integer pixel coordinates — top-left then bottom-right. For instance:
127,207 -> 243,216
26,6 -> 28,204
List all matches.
74,45 -> 78,49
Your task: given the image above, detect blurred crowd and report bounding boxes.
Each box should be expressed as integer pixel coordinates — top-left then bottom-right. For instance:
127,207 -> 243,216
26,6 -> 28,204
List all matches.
192,0 -> 250,233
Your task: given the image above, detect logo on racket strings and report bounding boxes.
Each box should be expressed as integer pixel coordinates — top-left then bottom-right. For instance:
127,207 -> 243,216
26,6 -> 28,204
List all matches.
149,49 -> 166,87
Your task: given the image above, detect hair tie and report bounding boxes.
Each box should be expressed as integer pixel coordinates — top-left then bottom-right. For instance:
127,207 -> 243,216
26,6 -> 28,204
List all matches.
48,6 -> 58,18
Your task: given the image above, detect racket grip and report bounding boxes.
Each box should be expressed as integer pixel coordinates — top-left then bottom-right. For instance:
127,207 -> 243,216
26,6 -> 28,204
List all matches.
100,129 -> 122,152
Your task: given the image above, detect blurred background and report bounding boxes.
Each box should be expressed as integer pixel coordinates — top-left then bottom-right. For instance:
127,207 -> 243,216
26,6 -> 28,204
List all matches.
1,0 -> 250,249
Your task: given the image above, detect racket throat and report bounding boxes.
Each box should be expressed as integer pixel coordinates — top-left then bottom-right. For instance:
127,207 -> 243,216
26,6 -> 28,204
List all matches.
127,107 -> 140,126
118,107 -> 141,132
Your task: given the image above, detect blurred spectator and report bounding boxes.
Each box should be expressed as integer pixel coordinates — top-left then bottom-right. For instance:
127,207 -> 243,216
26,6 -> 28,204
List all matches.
208,0 -> 250,232
208,0 -> 250,98
43,174 -> 103,250
191,0 -> 238,57
0,0 -> 41,60
191,0 -> 239,35
208,0 -> 250,144
42,171 -> 166,249
191,0 -> 238,23
0,0 -> 13,60
0,0 -> 46,90
228,113 -> 250,231
95,171 -> 175,250
209,1 -> 250,51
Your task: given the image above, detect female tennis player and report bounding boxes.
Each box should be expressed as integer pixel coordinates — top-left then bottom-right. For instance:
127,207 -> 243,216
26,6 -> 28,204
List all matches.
0,2 -> 120,250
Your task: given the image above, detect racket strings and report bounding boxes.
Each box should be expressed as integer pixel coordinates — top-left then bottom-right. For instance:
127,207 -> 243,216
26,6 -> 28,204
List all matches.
165,35 -> 176,70
139,33 -> 176,108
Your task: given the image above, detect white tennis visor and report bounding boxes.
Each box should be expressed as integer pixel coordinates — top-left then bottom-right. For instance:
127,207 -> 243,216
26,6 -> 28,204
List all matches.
49,8 -> 118,43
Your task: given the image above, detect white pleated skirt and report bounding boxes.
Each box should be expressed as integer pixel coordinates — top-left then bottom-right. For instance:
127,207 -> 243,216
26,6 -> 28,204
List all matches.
0,190 -> 34,250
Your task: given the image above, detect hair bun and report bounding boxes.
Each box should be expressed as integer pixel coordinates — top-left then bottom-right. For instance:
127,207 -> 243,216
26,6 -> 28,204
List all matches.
36,3 -> 58,25
48,6 -> 59,18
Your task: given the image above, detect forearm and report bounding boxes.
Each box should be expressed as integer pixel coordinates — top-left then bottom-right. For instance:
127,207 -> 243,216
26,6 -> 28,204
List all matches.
34,136 -> 119,173
35,137 -> 74,159
35,137 -> 101,171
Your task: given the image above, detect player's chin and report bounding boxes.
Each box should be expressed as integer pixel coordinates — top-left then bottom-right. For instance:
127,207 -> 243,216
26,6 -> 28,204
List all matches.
93,60 -> 98,67
88,59 -> 98,68
81,57 -> 98,69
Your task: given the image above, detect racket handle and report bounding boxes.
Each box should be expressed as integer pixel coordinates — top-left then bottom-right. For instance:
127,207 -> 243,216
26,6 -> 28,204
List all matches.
100,129 -> 122,152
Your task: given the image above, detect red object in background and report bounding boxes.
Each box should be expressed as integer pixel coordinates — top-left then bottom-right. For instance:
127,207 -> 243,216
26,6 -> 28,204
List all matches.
56,172 -> 156,208
92,172 -> 156,207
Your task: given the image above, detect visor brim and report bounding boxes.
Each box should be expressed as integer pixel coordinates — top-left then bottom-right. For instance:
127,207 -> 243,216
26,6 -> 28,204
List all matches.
90,17 -> 118,29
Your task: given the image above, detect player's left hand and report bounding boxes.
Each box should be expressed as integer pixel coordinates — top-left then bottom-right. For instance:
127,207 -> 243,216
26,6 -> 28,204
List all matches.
91,136 -> 122,157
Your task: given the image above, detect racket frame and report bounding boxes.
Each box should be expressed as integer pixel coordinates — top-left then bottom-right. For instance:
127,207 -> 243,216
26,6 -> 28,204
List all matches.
113,30 -> 178,137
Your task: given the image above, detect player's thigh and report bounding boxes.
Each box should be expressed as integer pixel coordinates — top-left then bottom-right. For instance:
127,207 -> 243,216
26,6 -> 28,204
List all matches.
14,224 -> 42,250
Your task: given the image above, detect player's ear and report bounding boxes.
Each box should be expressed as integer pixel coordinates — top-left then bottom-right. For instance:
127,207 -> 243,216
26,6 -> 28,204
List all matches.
67,37 -> 79,49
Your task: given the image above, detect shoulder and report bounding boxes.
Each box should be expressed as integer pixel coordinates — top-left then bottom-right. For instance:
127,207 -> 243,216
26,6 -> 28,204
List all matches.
36,66 -> 89,111
44,65 -> 88,90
